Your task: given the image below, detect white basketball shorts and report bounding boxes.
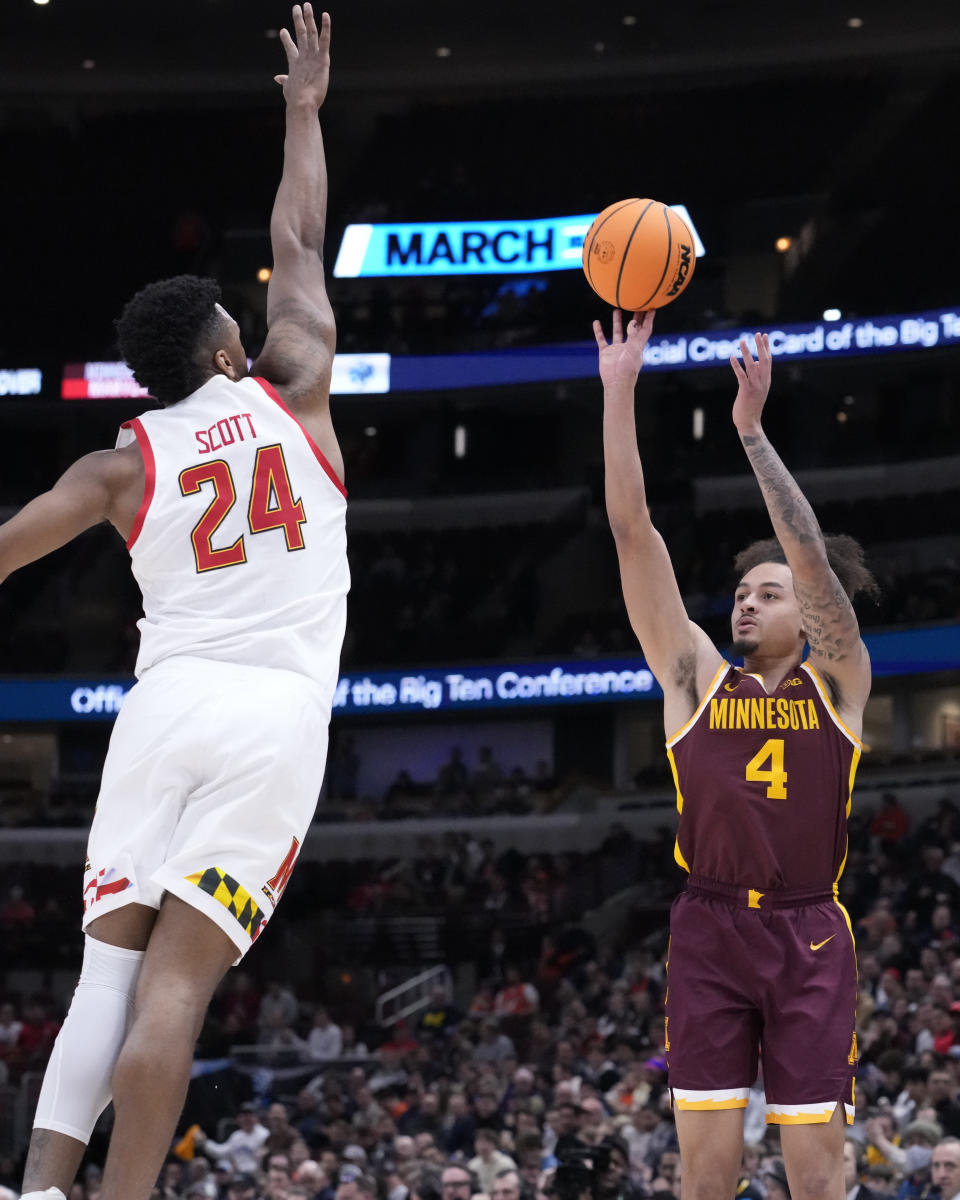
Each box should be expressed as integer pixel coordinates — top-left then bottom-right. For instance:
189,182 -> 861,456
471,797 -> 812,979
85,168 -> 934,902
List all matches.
81,655 -> 331,962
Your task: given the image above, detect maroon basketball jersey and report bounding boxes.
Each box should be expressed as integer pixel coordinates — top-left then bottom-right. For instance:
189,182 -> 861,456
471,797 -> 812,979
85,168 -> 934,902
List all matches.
667,662 -> 862,891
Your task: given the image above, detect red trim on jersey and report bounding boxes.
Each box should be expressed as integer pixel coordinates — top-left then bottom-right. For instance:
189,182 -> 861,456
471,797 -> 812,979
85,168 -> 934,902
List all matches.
121,417 -> 156,550
252,376 -> 347,499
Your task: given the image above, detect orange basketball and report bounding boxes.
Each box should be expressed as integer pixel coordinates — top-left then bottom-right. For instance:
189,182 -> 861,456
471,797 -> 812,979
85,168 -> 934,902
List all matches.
582,198 -> 696,310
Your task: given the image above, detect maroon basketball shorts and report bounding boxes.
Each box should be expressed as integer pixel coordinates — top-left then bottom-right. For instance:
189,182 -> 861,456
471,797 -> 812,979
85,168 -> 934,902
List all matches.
665,876 -> 858,1125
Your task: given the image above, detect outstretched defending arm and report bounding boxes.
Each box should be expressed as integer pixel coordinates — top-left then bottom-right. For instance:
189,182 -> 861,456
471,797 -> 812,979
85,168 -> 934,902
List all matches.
251,3 -> 336,403
597,310 -> 721,725
730,334 -> 870,715
0,449 -> 141,584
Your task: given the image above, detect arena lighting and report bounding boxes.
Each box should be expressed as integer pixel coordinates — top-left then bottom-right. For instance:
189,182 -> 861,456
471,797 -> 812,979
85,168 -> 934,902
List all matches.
454,424 -> 467,458
33,0 -> 50,6
823,307 -> 842,320
435,46 -> 452,57
333,206 -> 706,278
692,407 -> 704,441
775,236 -> 792,253
847,16 -> 864,28
256,267 -> 272,283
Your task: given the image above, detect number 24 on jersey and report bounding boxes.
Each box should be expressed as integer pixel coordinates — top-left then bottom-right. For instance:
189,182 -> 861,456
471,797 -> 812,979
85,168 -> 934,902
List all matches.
179,444 -> 306,572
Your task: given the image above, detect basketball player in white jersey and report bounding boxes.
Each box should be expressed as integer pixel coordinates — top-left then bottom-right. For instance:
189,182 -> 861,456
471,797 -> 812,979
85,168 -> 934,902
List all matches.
0,8 -> 341,1200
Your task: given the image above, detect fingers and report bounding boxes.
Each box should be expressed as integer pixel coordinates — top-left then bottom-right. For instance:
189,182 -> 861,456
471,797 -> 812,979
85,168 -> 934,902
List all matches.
729,355 -> 746,382
319,10 -> 331,47
611,308 -> 622,342
592,320 -> 608,349
274,74 -> 288,86
292,4 -> 308,51
756,330 -> 771,363
738,337 -> 754,366
279,26 -> 298,61
302,2 -> 320,50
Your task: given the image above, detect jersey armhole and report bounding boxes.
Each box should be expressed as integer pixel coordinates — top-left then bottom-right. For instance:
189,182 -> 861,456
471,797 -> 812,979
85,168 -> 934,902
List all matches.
800,662 -> 863,747
665,661 -> 730,748
252,376 -> 347,500
119,417 -> 156,550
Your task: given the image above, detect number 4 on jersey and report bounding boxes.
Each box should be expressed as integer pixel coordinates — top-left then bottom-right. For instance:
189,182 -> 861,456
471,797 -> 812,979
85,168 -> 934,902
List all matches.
179,443 -> 306,573
745,737 -> 788,799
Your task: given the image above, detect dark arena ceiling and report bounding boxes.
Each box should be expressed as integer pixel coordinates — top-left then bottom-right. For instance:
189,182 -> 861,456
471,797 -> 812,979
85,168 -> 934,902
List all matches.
1,0 -> 959,104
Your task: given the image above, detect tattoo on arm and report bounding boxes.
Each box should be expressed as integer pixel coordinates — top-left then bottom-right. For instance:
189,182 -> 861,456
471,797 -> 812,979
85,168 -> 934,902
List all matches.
740,434 -> 821,546
792,575 -> 860,665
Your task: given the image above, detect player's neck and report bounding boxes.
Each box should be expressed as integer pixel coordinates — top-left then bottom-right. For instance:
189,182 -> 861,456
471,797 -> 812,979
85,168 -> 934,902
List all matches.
739,649 -> 802,692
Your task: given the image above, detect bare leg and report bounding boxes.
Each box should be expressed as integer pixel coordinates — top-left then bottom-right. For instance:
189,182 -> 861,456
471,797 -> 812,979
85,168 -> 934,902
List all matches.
21,904 -> 157,1197
99,894 -> 236,1200
780,1102 -> 845,1200
674,1108 -> 744,1200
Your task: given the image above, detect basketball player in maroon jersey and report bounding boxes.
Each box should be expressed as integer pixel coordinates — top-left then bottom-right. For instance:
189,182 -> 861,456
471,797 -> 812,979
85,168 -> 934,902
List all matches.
595,309 -> 877,1199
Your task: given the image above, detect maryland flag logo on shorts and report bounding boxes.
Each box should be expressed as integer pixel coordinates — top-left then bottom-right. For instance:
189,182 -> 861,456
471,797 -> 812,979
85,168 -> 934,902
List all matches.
186,867 -> 266,943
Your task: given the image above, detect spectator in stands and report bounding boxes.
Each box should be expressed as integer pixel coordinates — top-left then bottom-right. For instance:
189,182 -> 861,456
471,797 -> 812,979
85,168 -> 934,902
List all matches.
870,794 -> 910,850
495,968 -> 540,1018
264,1104 -> 299,1156
468,1129 -> 516,1194
440,1165 -> 476,1200
418,985 -> 463,1039
197,1102 -> 268,1174
309,1006 -> 344,1060
472,748 -> 505,806
924,1068 -> 960,1138
340,1022 -> 370,1058
0,1003 -> 21,1060
0,884 -> 35,929
474,1020 -> 516,1065
335,1170 -> 378,1200
260,980 -> 299,1032
931,1138 -> 960,1199
491,1167 -> 521,1200
913,847 -> 960,927
436,749 -> 469,799
16,997 -> 60,1069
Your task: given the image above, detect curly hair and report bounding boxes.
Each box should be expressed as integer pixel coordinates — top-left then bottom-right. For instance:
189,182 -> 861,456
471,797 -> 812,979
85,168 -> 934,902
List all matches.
115,275 -> 225,407
733,534 -> 880,603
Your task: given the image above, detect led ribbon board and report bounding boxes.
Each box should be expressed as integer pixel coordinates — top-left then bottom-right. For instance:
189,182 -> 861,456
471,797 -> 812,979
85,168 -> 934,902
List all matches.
1,625 -> 956,721
0,369 -> 42,397
334,206 -> 705,278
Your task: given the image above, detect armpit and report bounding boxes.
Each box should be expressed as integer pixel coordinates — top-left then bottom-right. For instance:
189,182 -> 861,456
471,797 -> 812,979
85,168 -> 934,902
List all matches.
673,650 -> 698,706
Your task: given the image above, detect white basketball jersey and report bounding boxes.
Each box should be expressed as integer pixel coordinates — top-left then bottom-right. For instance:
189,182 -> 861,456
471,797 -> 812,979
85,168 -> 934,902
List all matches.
116,375 -> 348,697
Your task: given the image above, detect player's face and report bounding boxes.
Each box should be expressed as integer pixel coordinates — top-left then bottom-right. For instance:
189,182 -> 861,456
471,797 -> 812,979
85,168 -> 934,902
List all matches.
731,562 -> 802,657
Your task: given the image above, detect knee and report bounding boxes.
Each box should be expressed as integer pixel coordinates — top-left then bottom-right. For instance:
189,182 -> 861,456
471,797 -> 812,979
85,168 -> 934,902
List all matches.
788,1167 -> 836,1199
133,982 -> 210,1041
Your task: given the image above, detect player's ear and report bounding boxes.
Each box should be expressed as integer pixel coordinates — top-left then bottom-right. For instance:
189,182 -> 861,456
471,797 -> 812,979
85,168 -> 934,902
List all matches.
213,348 -> 241,380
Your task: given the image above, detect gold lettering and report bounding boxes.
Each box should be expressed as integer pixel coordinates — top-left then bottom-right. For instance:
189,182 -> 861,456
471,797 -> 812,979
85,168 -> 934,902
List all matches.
789,700 -> 800,730
797,700 -> 809,730
766,698 -> 776,727
709,699 -> 728,729
776,697 -> 789,729
807,700 -> 820,729
751,698 -> 764,728
735,698 -> 750,729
